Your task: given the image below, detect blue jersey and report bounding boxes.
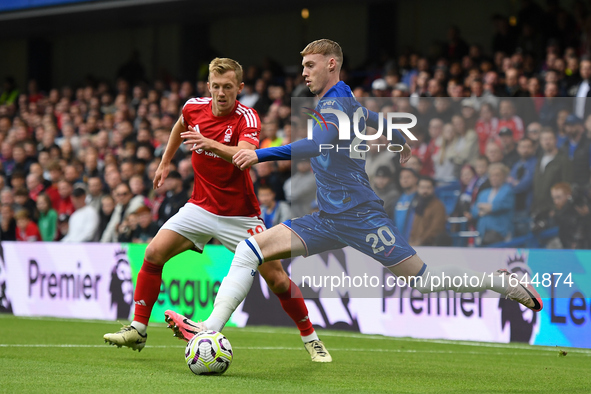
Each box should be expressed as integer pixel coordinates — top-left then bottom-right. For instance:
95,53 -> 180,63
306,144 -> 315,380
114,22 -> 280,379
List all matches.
311,82 -> 380,214
256,81 -> 407,214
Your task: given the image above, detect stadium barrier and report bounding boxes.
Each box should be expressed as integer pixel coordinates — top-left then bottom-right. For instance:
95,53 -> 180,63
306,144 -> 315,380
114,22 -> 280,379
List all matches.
0,242 -> 589,348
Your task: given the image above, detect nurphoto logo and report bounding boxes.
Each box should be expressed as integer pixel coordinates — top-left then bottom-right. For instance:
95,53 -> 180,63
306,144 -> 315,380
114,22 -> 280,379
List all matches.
304,107 -> 418,154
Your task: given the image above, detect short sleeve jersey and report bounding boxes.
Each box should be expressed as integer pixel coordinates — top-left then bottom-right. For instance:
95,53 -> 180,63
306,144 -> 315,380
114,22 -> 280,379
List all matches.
181,97 -> 261,217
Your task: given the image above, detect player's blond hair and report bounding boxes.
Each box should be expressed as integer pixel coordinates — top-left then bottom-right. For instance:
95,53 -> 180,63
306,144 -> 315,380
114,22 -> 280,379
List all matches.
300,39 -> 343,70
208,57 -> 243,85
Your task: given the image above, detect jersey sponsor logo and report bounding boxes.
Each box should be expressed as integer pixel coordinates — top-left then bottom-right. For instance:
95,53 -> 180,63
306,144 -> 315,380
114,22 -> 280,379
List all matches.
243,132 -> 258,141
199,150 -> 221,159
224,125 -> 233,143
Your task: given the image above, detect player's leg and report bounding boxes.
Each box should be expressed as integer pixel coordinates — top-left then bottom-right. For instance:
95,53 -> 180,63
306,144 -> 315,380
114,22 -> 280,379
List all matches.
389,254 -> 542,311
103,229 -> 194,351
256,260 -> 330,361
164,223 -> 298,341
104,204 -> 212,351
203,223 -> 299,331
339,202 -> 542,311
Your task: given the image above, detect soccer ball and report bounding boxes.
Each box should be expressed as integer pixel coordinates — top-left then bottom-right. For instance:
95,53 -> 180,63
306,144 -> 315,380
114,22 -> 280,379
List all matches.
185,330 -> 233,375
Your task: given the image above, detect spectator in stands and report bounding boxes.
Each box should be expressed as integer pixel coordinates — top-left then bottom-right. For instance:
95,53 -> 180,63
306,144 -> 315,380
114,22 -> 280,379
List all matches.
14,187 -> 37,221
55,179 -> 75,219
409,177 -> 447,246
257,184 -> 290,229
86,176 -> 105,212
371,166 -> 400,209
15,209 -> 41,242
157,171 -> 186,227
450,114 -> 478,172
497,99 -> 525,140
101,182 -> 144,242
117,212 -> 138,243
508,138 -> 537,235
498,127 -> 520,169
95,194 -> 115,241
61,187 -> 99,242
432,123 -> 457,182
532,129 -> 573,215
485,140 -> 504,166
36,193 -> 57,241
26,173 -> 45,202
132,206 -> 158,244
284,159 -> 316,219
253,161 -> 285,201
389,168 -> 419,240
471,163 -> 515,245
572,57 -> 591,119
475,102 -> 499,155
452,164 -> 478,219
0,204 -> 16,241
547,183 -> 584,249
526,121 -> 543,156
561,114 -> 591,186
539,81 -> 567,128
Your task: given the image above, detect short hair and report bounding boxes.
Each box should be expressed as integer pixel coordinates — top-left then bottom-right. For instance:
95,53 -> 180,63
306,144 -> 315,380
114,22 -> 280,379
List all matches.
518,137 -> 534,145
72,187 -> 86,198
399,167 -> 419,179
209,57 -> 243,85
488,162 -> 509,177
418,176 -> 436,187
300,39 -> 343,70
15,209 -> 29,220
551,182 -> 572,195
257,184 -> 275,193
134,206 -> 151,215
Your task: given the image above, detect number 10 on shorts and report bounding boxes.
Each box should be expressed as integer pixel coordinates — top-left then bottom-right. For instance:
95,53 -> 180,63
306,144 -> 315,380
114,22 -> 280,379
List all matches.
247,225 -> 264,236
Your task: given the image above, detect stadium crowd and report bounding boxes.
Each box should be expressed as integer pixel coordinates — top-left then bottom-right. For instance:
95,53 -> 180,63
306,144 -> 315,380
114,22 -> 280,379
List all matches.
0,0 -> 590,248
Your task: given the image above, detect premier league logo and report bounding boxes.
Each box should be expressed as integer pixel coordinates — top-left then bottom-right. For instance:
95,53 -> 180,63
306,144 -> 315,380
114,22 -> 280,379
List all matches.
108,250 -> 134,320
498,254 -> 537,343
0,243 -> 12,314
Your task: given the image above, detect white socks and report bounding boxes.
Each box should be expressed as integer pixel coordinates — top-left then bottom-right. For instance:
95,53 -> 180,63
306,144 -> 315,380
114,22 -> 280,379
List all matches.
131,321 -> 147,335
411,265 -> 507,295
204,238 -> 262,331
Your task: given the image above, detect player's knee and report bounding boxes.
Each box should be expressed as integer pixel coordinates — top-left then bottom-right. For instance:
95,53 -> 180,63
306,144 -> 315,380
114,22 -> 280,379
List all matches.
261,266 -> 289,293
144,243 -> 166,266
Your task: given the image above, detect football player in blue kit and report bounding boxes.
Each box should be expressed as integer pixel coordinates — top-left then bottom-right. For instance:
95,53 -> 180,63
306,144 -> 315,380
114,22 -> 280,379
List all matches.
165,39 -> 542,345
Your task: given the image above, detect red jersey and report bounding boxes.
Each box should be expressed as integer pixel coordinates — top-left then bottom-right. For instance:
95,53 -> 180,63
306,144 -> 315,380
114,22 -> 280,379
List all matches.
16,221 -> 42,242
182,97 -> 261,217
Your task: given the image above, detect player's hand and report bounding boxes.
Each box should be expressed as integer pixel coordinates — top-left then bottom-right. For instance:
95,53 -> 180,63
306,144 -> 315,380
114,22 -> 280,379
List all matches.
233,149 -> 259,170
153,162 -> 169,189
399,143 -> 412,164
181,125 -> 213,151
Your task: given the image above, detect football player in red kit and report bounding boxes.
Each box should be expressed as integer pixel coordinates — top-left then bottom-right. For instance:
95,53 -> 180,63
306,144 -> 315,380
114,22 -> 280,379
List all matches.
103,57 -> 331,362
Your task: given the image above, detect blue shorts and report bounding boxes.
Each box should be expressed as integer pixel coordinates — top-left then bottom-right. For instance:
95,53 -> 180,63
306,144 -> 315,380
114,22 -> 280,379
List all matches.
283,201 -> 416,267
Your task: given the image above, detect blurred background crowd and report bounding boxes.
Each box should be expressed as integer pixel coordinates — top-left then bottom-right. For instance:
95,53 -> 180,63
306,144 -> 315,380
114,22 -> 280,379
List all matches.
0,0 -> 590,248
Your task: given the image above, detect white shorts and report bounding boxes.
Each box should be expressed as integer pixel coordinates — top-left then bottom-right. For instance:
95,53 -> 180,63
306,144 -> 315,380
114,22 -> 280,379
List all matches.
160,203 -> 266,253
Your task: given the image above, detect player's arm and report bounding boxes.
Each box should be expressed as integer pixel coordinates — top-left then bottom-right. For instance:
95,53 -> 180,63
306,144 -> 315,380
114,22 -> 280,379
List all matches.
365,108 -> 412,164
233,122 -> 338,170
181,125 -> 255,163
154,116 -> 185,189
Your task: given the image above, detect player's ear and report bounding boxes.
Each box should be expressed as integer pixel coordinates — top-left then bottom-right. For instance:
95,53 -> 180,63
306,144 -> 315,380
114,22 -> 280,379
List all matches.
328,57 -> 337,73
237,82 -> 244,94
207,81 -> 211,93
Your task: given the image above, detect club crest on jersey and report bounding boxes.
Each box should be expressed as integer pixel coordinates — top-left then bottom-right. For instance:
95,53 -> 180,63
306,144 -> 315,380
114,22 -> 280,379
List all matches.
224,125 -> 233,143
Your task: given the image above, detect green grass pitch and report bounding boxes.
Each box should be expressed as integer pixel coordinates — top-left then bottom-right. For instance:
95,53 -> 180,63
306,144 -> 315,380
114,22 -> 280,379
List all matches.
0,315 -> 589,393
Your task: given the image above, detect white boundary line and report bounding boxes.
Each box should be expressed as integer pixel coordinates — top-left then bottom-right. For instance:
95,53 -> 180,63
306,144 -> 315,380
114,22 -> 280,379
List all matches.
0,344 -> 584,357
2,315 -> 590,355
